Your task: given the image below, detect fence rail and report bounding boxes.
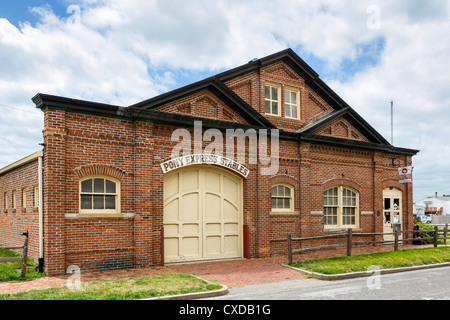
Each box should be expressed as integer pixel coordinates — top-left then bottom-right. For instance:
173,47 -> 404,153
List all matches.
0,231 -> 29,277
287,224 -> 449,264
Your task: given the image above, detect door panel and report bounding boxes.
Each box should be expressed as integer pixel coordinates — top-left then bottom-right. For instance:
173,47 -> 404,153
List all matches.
383,188 -> 402,242
164,166 -> 242,263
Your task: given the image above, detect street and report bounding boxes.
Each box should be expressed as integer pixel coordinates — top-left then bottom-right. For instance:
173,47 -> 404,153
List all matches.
205,266 -> 450,300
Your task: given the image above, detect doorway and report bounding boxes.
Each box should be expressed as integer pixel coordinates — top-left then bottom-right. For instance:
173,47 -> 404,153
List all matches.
383,187 -> 402,242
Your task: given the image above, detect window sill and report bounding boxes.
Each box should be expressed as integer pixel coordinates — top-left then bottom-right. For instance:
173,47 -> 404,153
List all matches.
324,227 -> 362,233
270,210 -> 299,216
65,213 -> 135,219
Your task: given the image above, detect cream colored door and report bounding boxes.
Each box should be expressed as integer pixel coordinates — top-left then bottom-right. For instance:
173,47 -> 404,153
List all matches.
383,188 -> 402,242
163,166 -> 242,263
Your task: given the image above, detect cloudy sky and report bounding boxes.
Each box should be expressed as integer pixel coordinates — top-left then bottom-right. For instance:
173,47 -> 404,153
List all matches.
0,0 -> 449,203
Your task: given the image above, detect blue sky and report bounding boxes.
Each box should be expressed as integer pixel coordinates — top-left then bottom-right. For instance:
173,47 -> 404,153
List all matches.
0,0 -> 449,203
1,0 -> 67,26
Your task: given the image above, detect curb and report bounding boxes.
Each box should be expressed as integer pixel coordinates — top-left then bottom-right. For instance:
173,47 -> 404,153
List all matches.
282,262 -> 450,281
141,275 -> 229,300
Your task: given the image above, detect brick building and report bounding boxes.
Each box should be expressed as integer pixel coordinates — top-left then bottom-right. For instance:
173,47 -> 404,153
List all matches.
0,49 -> 419,276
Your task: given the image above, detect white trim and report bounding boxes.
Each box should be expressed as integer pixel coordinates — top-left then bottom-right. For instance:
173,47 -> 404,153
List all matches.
324,186 -> 360,229
271,183 -> 295,212
79,175 -> 121,215
284,87 -> 300,120
264,82 -> 281,117
270,211 -> 299,215
0,151 -> 43,175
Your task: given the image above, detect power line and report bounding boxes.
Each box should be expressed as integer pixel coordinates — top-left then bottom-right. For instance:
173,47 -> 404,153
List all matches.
0,102 -> 43,115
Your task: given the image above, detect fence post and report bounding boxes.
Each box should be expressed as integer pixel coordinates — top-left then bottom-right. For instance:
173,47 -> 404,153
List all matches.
21,235 -> 29,277
347,229 -> 352,256
394,230 -> 398,251
433,226 -> 438,248
444,224 -> 448,245
287,234 -> 292,265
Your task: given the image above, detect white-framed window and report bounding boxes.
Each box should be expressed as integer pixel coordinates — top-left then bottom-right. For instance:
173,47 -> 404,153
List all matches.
79,176 -> 120,214
265,83 -> 281,116
22,188 -> 27,209
324,186 -> 359,228
285,88 -> 300,119
12,190 -> 16,209
271,184 -> 294,211
33,186 -> 39,208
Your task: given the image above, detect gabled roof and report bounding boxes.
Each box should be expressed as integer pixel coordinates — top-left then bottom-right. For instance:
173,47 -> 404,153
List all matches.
128,77 -> 276,128
216,48 -> 350,111
298,107 -> 390,145
31,48 -> 419,156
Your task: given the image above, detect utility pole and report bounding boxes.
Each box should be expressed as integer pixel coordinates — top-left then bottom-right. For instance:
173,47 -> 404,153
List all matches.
391,100 -> 394,145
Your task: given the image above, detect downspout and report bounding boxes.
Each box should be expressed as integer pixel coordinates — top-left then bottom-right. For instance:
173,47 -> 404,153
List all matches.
297,138 -> 301,242
38,153 -> 44,272
256,62 -> 261,258
133,120 -> 137,268
372,153 -> 377,243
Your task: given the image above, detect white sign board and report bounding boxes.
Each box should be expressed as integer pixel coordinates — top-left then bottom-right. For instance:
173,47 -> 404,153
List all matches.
160,154 -> 250,178
398,166 -> 413,183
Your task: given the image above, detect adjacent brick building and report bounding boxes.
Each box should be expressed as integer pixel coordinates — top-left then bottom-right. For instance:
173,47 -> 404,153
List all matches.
0,49 -> 419,276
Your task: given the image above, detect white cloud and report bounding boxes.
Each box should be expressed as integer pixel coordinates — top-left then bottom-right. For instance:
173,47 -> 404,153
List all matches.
0,0 -> 449,201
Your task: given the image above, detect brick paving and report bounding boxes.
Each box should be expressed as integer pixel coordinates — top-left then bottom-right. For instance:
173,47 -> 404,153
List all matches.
0,244 -> 436,295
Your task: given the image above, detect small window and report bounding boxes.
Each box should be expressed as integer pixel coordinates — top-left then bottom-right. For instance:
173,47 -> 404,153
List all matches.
12,190 -> 16,209
265,84 -> 280,116
4,192 -> 7,210
33,186 -> 39,208
22,188 -> 27,209
271,184 -> 294,211
285,89 -> 300,119
80,177 -> 119,214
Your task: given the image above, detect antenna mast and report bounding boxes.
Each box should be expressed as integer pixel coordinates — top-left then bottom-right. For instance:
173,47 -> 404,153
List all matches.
391,100 -> 393,145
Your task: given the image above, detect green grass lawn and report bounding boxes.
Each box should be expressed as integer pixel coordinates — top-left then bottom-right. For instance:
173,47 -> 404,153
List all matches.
290,247 -> 450,275
0,245 -> 46,282
1,245 -> 222,300
0,274 -> 222,300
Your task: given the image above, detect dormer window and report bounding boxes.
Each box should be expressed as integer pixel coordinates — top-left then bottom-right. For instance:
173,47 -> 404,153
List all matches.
285,88 -> 300,119
265,83 -> 280,116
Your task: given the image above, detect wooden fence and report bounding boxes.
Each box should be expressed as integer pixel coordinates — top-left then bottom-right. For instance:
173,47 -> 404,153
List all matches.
287,224 -> 449,264
0,231 -> 29,277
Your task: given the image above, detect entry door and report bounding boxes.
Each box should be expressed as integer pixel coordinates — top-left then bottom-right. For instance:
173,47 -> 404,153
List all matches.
163,166 -> 243,263
383,188 -> 402,241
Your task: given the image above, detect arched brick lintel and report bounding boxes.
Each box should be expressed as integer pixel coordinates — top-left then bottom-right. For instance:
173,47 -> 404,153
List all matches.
74,165 -> 127,181
322,178 -> 361,193
269,175 -> 298,187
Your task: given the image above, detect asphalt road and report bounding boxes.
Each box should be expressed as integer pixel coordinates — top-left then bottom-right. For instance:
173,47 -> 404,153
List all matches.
205,266 -> 450,300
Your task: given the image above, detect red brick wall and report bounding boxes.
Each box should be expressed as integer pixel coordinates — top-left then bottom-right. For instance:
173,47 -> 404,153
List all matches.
29,106 -> 414,276
225,62 -> 335,133
0,160 -> 40,260
6,59 -> 414,276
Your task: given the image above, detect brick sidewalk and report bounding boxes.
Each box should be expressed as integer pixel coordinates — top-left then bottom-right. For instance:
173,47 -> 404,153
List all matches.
0,244 -> 436,294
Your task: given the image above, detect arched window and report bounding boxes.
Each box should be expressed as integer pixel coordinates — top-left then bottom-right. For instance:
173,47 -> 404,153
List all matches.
271,184 -> 294,211
324,186 -> 359,228
79,176 -> 120,214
